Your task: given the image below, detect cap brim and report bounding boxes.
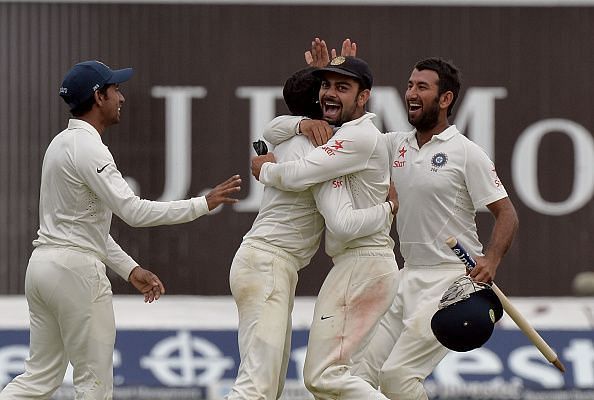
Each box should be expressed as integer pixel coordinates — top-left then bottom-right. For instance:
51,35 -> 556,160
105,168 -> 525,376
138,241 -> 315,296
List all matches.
312,67 -> 360,81
106,67 -> 134,84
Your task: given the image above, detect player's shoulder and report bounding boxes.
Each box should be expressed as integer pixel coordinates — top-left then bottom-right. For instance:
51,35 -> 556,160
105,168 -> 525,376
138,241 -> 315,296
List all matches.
383,129 -> 414,149
448,127 -> 493,165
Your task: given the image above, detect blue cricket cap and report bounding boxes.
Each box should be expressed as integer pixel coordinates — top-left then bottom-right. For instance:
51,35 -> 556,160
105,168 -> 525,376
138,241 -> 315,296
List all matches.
59,60 -> 134,110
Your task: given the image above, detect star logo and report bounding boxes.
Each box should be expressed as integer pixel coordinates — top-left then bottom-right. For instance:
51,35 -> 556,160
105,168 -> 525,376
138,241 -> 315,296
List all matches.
332,140 -> 344,150
398,146 -> 407,158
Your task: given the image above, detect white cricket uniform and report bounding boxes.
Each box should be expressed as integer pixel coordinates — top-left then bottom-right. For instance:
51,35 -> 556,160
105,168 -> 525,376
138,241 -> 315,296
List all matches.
261,114 -> 399,400
353,126 -> 508,400
227,132 -> 392,400
0,119 -> 208,400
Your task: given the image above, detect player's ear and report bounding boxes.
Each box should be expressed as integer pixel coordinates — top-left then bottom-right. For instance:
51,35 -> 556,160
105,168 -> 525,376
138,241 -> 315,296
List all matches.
440,91 -> 454,111
357,88 -> 370,107
94,89 -> 105,106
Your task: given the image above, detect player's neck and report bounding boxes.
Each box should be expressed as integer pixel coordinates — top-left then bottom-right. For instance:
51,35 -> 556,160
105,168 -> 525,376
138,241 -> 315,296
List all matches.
78,109 -> 109,135
416,120 -> 450,148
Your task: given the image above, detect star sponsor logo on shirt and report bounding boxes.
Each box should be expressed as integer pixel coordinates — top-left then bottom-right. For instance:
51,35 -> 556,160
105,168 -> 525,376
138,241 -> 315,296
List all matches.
492,165 -> 502,187
331,140 -> 344,150
332,179 -> 343,188
393,146 -> 407,168
321,140 -> 345,156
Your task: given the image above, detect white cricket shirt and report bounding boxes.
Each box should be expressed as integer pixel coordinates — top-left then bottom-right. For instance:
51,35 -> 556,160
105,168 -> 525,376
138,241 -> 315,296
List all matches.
260,113 -> 394,254
385,125 -> 508,266
33,119 -> 209,280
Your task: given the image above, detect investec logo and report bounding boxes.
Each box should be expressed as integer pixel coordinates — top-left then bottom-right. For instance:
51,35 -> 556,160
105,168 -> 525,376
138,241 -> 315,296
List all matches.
131,85 -> 594,217
140,331 -> 233,385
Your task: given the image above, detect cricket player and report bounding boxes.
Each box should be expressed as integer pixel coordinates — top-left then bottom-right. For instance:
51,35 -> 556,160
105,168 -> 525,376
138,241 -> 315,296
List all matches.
352,57 -> 519,399
227,66 -> 395,400
0,60 -> 241,400
252,56 -> 398,400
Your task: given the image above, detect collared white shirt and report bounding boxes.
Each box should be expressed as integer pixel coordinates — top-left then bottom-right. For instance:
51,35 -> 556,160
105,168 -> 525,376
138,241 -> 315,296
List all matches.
261,113 -> 394,254
33,119 -> 209,279
247,134 -> 392,264
384,125 -> 508,266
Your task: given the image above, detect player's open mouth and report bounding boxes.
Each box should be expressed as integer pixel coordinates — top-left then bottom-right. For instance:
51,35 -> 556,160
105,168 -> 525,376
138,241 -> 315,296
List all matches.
408,102 -> 421,117
323,101 -> 341,120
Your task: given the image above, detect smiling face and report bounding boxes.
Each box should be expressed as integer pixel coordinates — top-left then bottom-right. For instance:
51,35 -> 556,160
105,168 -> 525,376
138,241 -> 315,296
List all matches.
405,68 -> 443,132
319,72 -> 369,126
99,84 -> 126,125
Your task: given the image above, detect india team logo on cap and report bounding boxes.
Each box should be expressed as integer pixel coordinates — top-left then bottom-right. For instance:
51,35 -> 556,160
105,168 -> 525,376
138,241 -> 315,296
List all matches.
489,308 -> 496,323
330,56 -> 346,65
431,152 -> 448,168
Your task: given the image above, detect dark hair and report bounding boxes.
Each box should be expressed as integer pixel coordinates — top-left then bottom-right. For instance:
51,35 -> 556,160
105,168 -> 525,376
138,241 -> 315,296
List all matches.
283,67 -> 322,119
70,85 -> 110,117
414,58 -> 461,117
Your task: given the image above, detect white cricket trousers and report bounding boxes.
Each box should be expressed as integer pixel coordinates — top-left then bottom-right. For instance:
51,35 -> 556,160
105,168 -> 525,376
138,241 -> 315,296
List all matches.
353,263 -> 466,400
0,246 -> 116,400
226,240 -> 300,400
303,247 -> 398,400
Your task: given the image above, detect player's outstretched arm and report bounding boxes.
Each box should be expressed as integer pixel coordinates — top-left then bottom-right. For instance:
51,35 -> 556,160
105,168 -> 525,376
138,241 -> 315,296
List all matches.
128,266 -> 165,303
205,174 -> 242,210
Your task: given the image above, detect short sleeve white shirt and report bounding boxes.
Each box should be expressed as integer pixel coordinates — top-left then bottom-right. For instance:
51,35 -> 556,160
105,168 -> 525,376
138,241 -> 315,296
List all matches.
385,125 -> 508,266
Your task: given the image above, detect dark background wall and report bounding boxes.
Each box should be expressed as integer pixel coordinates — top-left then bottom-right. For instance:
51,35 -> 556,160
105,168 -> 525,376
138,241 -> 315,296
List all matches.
0,2 -> 592,296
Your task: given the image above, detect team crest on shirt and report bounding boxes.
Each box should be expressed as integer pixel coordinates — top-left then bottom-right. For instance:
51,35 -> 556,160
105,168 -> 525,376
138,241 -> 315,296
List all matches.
431,152 -> 448,169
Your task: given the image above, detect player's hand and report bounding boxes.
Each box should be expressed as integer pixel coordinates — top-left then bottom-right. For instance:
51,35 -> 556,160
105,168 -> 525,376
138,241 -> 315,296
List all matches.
305,37 -> 330,67
387,182 -> 398,215
251,153 -> 276,180
331,38 -> 357,59
128,266 -> 165,303
205,175 -> 242,211
299,119 -> 333,146
305,38 -> 358,67
467,255 -> 498,284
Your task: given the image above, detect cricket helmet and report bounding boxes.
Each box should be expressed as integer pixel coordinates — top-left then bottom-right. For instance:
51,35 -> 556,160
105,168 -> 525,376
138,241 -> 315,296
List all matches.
431,276 -> 503,352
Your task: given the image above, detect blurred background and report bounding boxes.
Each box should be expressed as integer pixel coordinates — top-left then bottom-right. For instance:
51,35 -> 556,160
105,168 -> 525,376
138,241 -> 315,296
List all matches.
0,0 -> 593,398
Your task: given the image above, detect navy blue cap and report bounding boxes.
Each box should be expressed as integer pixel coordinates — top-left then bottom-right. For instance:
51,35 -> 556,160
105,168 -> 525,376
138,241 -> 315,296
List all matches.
431,278 -> 503,352
313,56 -> 373,90
59,60 -> 133,110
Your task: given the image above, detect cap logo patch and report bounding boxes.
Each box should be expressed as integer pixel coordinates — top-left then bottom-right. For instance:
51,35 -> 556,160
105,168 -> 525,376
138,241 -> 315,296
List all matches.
489,308 -> 496,323
330,56 -> 346,65
59,87 -> 68,94
92,84 -> 100,91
